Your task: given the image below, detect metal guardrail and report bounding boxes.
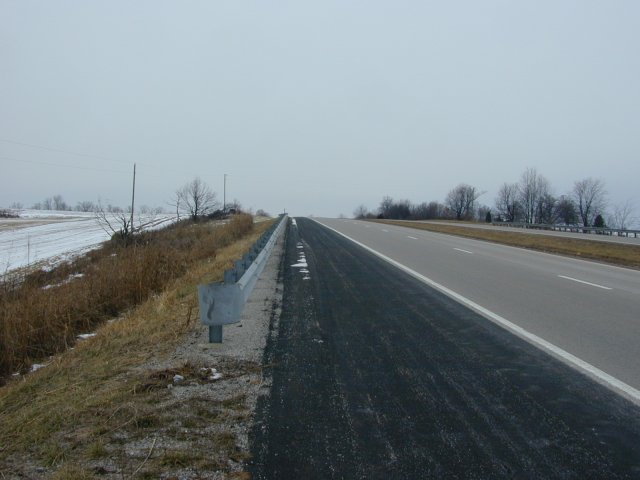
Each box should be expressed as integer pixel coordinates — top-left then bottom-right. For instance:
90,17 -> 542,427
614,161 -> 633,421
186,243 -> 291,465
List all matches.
493,222 -> 640,238
198,214 -> 288,343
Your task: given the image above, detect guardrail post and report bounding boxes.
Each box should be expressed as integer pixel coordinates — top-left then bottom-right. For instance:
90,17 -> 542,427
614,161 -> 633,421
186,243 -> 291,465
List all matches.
209,325 -> 223,343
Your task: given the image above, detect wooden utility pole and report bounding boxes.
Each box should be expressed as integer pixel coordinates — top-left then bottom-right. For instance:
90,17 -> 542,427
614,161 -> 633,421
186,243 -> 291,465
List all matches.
223,173 -> 227,212
130,163 -> 136,231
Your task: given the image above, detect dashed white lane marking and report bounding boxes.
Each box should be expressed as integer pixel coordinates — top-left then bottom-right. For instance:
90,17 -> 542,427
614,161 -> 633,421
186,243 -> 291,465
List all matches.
313,219 -> 640,406
407,236 -> 418,240
454,248 -> 473,254
558,275 -> 612,290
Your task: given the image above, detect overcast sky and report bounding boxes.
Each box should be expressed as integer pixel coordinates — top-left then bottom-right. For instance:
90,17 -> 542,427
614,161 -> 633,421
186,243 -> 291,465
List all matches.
2,1 -> 639,218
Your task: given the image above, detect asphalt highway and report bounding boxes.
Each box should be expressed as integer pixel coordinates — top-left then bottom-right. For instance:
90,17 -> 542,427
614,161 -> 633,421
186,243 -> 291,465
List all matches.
249,217 -> 640,479
316,218 -> 640,396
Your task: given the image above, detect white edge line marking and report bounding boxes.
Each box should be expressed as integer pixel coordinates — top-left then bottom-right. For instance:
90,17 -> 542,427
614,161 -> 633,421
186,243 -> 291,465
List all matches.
558,275 -> 612,290
454,247 -> 473,254
407,236 -> 418,240
313,219 -> 640,405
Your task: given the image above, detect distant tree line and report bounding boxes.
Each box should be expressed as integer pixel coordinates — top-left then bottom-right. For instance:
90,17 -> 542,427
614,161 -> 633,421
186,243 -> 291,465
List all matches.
355,168 -> 637,229
6,176 -> 275,246
20,195 -> 165,215
10,176 -> 267,225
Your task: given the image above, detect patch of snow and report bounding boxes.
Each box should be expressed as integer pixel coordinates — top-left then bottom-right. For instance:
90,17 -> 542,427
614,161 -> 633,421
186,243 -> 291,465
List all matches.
291,262 -> 308,268
291,218 -> 298,227
77,333 -> 96,340
30,363 -> 47,372
199,367 -> 223,381
42,273 -> 85,290
173,374 -> 185,384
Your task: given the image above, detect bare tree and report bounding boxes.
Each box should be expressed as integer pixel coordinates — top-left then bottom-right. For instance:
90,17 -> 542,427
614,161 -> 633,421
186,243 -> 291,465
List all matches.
353,205 -> 369,219
76,200 -> 95,212
411,202 -> 432,220
94,201 -> 133,240
518,168 -> 551,224
52,194 -> 68,211
176,177 -> 219,221
555,196 -> 577,225
227,199 -> 243,213
610,200 -> 637,230
390,199 -> 412,220
573,178 -> 607,227
476,205 -> 491,222
425,201 -> 444,219
378,196 -> 394,218
495,183 -> 520,222
535,192 -> 557,224
446,184 -> 481,220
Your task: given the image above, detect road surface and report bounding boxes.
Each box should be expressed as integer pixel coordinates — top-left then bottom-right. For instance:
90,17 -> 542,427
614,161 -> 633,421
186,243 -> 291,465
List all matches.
249,217 -> 640,479
316,218 -> 640,395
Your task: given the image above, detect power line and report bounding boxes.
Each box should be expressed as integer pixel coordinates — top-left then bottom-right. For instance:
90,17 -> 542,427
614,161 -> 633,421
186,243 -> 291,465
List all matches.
1,155 -> 237,184
0,156 -> 131,174
0,138 -> 127,164
0,137 -> 233,179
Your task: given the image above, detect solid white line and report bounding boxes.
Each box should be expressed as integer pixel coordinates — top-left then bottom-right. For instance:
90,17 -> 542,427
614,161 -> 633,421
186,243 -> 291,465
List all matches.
454,248 -> 473,254
558,275 -> 612,290
313,219 -> 640,405
407,236 -> 418,240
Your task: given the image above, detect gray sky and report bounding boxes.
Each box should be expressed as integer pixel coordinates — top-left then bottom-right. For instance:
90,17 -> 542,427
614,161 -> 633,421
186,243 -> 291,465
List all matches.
2,1 -> 639,218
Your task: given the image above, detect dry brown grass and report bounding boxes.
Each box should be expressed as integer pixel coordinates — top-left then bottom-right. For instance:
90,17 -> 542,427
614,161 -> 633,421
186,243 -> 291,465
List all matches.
0,214 -> 256,381
371,219 -> 640,269
0,216 -> 274,478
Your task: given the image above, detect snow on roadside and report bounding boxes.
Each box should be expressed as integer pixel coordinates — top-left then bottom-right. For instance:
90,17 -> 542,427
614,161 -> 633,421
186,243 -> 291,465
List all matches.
18,209 -> 95,219
291,242 -> 311,280
0,210 -> 177,276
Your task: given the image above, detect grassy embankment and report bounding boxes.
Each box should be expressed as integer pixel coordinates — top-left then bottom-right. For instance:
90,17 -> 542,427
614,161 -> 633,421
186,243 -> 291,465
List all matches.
371,219 -> 640,269
0,214 -> 273,478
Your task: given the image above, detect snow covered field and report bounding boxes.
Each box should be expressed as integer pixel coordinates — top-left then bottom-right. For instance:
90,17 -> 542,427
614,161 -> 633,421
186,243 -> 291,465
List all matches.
0,210 -> 177,275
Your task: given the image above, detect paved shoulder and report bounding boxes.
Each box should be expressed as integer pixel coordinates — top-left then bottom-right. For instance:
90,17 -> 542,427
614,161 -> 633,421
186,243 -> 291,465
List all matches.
250,217 -> 640,479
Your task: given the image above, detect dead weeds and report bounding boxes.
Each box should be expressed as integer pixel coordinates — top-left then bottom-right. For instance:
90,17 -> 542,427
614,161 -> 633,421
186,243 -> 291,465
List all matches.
0,216 -> 276,479
0,214 -> 255,380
